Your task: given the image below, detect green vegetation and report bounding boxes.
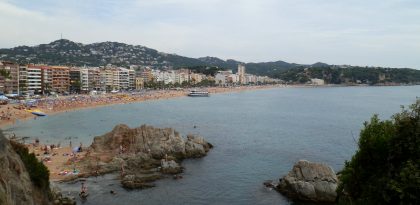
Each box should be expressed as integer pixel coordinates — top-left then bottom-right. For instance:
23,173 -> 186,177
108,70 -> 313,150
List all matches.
337,100 -> 420,204
178,66 -> 226,76
275,66 -> 420,85
0,69 -> 10,79
10,140 -> 50,190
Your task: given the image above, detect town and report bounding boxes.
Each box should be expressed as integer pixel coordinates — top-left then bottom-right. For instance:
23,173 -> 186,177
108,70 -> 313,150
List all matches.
0,61 -> 279,97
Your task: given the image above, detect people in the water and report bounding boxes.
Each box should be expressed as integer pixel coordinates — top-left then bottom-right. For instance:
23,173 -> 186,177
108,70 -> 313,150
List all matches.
80,182 -> 88,195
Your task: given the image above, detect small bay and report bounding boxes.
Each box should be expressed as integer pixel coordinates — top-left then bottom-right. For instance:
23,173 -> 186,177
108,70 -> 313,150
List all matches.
4,86 -> 420,205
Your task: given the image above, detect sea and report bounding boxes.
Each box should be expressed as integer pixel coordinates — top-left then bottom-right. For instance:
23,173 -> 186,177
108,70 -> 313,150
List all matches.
3,86 -> 420,205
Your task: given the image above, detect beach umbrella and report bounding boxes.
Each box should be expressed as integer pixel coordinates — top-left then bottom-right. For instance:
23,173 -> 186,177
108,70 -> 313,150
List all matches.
73,147 -> 80,153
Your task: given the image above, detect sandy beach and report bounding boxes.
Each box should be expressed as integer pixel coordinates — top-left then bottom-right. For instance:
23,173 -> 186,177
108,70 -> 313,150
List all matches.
0,85 -> 286,128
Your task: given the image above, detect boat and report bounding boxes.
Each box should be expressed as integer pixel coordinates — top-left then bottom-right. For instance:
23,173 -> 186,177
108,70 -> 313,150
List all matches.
187,90 -> 209,97
28,109 -> 47,117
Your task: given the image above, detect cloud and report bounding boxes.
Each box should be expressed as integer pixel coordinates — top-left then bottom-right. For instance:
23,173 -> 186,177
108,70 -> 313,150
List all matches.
0,0 -> 419,68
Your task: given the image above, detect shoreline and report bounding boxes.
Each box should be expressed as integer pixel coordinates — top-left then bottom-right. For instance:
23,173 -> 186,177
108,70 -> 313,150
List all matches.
0,85 -> 285,129
1,83 -> 417,129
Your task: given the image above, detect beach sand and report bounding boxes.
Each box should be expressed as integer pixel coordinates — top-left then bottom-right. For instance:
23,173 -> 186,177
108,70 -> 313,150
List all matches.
28,143 -> 85,181
0,85 -> 285,128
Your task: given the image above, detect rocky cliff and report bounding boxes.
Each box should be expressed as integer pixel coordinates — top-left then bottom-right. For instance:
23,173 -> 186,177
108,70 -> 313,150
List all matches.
0,132 -> 51,205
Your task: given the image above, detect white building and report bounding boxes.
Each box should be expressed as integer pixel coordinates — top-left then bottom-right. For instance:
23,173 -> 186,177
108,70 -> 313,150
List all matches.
215,70 -> 233,85
27,66 -> 42,94
311,78 -> 325,85
228,74 -> 239,84
80,68 -> 89,92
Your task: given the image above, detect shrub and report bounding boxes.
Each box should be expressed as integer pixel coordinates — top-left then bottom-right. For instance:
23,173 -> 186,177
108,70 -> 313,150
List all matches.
10,141 -> 50,190
337,100 -> 420,204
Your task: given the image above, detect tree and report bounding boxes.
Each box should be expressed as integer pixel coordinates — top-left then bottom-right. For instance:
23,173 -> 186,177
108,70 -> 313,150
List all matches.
0,69 -> 11,94
337,99 -> 420,204
70,80 -> 82,93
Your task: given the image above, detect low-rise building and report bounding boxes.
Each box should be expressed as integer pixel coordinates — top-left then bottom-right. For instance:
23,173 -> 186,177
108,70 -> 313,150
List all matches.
311,78 -> 325,85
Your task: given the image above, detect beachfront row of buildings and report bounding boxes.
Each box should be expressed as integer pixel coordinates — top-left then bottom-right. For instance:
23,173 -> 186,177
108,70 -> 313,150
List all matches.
0,61 -> 278,95
214,65 -> 276,85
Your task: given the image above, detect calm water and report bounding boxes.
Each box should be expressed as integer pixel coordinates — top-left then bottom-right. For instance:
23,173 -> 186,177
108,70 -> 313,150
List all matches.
4,86 -> 420,205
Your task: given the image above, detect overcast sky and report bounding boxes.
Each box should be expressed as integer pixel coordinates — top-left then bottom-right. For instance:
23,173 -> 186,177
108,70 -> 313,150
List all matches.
0,0 -> 419,68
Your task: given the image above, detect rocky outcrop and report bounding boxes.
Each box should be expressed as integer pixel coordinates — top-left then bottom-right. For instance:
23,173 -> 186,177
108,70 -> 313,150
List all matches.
276,160 -> 338,203
84,124 -> 212,189
121,174 -> 161,189
0,132 -> 51,205
90,124 -> 212,160
160,160 -> 182,174
50,187 -> 76,205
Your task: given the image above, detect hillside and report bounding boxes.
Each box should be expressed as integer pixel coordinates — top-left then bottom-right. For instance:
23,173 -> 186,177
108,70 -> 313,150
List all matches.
275,66 -> 420,85
1,39 -> 420,85
0,39 -> 205,68
0,39 -> 312,74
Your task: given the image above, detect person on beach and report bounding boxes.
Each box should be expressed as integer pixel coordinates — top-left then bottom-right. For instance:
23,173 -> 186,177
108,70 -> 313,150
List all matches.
121,162 -> 125,177
80,182 -> 88,196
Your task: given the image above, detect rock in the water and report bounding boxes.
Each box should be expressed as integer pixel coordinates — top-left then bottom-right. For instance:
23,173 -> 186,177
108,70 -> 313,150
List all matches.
263,180 -> 277,188
276,160 -> 338,203
160,160 -> 182,174
121,174 -> 160,189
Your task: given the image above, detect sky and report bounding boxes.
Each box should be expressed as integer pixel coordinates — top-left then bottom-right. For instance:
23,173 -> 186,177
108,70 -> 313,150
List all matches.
0,0 -> 419,68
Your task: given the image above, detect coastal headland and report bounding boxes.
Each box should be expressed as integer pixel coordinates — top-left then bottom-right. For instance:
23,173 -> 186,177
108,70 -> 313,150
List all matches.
26,124 -> 212,188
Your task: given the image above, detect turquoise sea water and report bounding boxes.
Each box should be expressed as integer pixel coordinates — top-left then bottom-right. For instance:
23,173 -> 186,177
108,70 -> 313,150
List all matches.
3,86 -> 420,205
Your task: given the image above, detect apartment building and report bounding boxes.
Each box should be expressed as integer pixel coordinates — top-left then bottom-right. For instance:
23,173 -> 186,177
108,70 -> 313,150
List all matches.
40,66 -> 53,94
69,68 -> 82,93
50,66 -> 70,93
0,61 -> 19,94
18,65 -> 28,95
128,68 -> 135,90
118,68 -> 130,90
98,68 -> 113,91
27,65 -> 43,94
238,64 -> 246,84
